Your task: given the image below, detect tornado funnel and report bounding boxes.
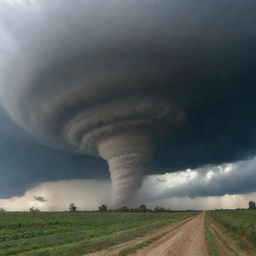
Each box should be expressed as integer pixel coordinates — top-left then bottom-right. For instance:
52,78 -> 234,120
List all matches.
98,132 -> 154,208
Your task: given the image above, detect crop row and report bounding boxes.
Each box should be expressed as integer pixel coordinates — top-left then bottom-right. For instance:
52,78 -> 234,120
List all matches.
207,210 -> 256,246
0,212 -> 195,255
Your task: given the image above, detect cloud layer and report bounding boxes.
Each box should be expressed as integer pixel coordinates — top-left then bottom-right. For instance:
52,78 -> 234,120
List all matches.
1,0 -> 256,167
0,0 -> 256,203
0,179 -> 111,211
141,156 -> 256,201
1,156 -> 256,211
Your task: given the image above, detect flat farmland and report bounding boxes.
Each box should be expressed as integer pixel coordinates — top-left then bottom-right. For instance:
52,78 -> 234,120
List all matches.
0,211 -> 195,256
3,210 -> 255,256
205,210 -> 256,256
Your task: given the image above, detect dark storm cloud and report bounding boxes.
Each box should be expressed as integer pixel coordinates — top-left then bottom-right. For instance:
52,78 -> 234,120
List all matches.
0,0 -> 256,201
0,109 -> 107,198
34,196 -> 47,202
141,156 -> 256,200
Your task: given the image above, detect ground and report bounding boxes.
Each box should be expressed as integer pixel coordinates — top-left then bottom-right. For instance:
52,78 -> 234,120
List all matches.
0,210 -> 256,256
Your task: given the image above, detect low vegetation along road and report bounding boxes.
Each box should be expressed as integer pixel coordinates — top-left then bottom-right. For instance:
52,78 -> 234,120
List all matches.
0,210 -> 256,255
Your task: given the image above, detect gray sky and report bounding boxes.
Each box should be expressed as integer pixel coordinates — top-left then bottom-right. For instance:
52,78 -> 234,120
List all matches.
2,157 -> 256,210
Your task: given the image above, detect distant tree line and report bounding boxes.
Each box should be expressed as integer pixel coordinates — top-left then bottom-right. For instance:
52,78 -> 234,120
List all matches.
10,201 -> 256,213
97,204 -> 175,213
67,203 -> 176,213
0,203 -> 188,213
68,200 -> 256,212
27,200 -> 256,212
97,204 -> 193,213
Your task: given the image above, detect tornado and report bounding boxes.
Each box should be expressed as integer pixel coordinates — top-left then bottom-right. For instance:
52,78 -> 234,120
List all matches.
98,132 -> 153,207
0,0 -> 255,207
61,96 -> 178,207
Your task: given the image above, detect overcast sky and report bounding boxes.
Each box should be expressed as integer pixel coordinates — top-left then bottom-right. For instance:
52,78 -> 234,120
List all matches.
0,0 -> 256,210
2,156 -> 256,211
1,112 -> 256,210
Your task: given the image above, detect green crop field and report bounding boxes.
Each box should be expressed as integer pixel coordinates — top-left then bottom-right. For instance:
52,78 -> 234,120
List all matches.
0,211 -> 195,256
207,210 -> 256,245
206,210 -> 256,255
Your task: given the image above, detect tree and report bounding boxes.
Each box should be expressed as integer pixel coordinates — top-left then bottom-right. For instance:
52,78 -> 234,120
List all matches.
69,203 -> 77,212
117,206 -> 128,212
154,206 -> 160,212
99,204 -> 108,212
29,207 -> 40,212
0,207 -> 5,212
160,207 -> 166,212
154,206 -> 166,212
120,206 -> 129,212
139,204 -> 147,212
249,201 -> 256,209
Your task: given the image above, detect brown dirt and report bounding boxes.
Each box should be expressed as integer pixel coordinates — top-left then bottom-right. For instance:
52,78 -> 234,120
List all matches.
84,215 -> 195,256
129,212 -> 208,256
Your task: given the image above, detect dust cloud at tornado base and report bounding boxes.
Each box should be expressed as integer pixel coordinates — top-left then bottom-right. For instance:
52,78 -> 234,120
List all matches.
0,0 -> 256,207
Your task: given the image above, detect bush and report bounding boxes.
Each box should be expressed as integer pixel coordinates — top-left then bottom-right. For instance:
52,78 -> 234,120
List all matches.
249,201 -> 256,209
99,204 -> 108,212
69,203 -> 77,212
29,207 -> 40,212
139,204 -> 147,212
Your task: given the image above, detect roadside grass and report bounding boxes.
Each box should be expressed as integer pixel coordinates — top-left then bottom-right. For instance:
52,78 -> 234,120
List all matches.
212,225 -> 239,256
204,214 -> 219,256
206,210 -> 256,255
0,211 -> 196,256
118,231 -> 170,256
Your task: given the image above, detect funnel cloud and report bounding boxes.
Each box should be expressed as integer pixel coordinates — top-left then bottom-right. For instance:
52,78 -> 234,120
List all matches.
0,0 -> 256,207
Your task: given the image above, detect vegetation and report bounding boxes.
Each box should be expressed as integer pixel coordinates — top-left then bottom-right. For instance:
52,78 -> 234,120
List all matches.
7,206 -> 256,255
118,230 -> 170,256
118,215 -> 193,256
206,209 -> 256,254
111,205 -> 174,213
0,211 -> 195,256
29,207 -> 40,212
248,200 -> 256,209
204,214 -> 219,256
69,203 -> 77,212
138,204 -> 147,212
98,204 -> 108,212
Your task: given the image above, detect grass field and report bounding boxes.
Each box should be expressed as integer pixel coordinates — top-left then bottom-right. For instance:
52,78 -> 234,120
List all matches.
0,211 -> 195,256
205,210 -> 256,255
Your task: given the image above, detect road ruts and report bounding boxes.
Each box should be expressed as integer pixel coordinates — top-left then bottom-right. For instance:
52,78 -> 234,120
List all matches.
130,212 -> 208,256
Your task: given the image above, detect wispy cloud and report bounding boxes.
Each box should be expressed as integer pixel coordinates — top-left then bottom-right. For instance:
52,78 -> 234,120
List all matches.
34,196 -> 47,202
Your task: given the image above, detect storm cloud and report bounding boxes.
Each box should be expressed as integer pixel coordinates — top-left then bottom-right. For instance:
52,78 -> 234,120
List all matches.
2,156 -> 256,211
0,0 -> 256,206
140,156 -> 256,201
34,196 -> 47,202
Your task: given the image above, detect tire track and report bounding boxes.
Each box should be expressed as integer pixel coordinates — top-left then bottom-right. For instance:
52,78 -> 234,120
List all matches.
129,212 -> 208,256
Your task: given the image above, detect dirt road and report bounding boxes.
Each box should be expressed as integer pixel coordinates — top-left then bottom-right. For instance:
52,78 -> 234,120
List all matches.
130,212 -> 208,256
86,213 -> 208,256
